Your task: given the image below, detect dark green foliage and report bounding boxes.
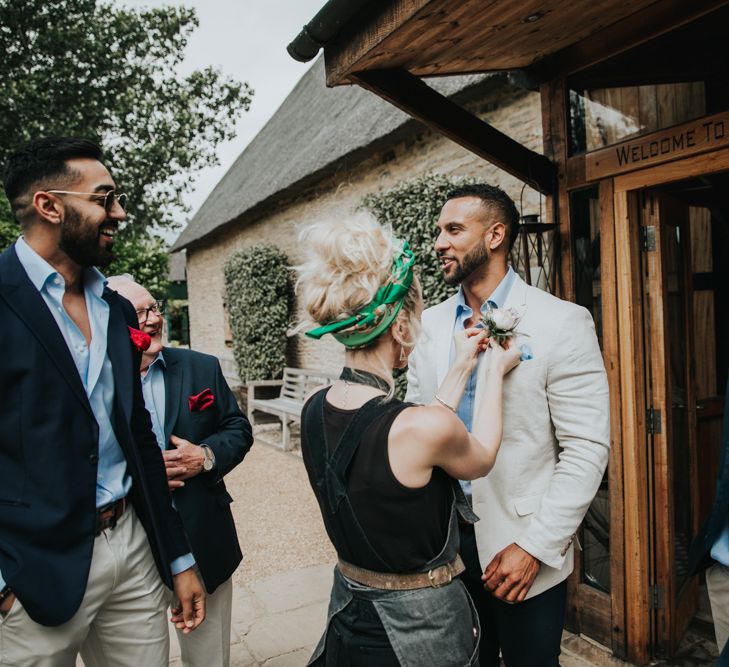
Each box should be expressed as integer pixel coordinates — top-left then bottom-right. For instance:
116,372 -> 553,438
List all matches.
0,196 -> 18,249
362,173 -> 475,397
224,245 -> 294,382
362,172 -> 474,308
0,0 -> 252,285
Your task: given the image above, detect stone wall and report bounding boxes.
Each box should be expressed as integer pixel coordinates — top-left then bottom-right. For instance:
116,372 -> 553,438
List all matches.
185,84 -> 543,380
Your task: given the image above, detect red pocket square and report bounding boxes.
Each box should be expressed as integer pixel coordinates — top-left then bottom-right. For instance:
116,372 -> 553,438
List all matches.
128,326 -> 151,352
189,388 -> 215,412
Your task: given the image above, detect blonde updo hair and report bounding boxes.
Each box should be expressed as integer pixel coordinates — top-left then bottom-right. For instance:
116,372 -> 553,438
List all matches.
295,211 -> 421,352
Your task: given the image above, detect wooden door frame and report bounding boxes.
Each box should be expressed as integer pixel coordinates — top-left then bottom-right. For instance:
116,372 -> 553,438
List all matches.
611,146 -> 729,663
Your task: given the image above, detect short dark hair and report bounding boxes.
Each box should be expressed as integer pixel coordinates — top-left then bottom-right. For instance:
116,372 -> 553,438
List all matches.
3,136 -> 104,220
445,183 -> 521,251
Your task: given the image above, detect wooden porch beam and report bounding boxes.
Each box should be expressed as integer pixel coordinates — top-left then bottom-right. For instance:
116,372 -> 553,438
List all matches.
353,68 -> 557,195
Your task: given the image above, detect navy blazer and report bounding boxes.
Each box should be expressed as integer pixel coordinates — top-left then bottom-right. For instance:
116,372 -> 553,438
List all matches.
160,347 -> 252,594
0,244 -> 189,627
688,375 -> 729,575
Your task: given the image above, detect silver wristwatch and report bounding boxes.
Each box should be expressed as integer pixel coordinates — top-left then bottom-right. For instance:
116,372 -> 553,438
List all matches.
201,444 -> 215,472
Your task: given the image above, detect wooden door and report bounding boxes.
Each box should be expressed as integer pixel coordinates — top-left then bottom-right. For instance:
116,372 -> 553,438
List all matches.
641,192 -> 700,657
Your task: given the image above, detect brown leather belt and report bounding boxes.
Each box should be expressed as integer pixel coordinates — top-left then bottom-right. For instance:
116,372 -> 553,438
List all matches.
95,497 -> 127,535
337,554 -> 465,591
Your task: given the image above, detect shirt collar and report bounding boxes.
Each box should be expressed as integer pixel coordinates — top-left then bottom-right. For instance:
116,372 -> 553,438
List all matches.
455,266 -> 517,316
147,350 -> 166,371
15,236 -> 108,297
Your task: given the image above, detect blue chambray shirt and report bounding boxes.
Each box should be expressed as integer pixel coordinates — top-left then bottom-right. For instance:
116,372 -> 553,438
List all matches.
8,238 -> 193,585
449,266 -> 517,497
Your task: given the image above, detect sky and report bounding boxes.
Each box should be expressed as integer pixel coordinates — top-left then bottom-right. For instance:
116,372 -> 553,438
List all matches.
121,0 -> 324,241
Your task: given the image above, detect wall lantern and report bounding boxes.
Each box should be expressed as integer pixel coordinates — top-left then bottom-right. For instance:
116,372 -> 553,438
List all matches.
509,213 -> 559,294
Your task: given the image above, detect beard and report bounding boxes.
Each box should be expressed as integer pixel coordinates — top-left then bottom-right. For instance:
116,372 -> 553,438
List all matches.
442,239 -> 489,285
58,206 -> 115,268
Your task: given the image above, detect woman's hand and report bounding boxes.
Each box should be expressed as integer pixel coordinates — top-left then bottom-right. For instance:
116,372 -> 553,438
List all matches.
481,338 -> 522,377
452,327 -> 489,371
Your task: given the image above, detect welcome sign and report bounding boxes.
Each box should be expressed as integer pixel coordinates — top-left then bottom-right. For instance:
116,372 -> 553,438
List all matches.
586,111 -> 729,180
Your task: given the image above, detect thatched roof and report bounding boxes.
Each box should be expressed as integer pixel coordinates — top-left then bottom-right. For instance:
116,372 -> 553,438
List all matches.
173,57 -> 498,251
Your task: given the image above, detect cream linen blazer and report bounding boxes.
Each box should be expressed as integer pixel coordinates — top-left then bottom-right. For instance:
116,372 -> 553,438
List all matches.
405,275 -> 610,598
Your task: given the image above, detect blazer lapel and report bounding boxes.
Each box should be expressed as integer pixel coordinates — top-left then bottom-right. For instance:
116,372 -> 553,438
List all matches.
501,274 -> 529,312
163,350 -> 183,446
104,290 -> 133,422
0,247 -> 92,416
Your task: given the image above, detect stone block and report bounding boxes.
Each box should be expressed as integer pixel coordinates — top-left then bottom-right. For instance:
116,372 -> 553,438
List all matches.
249,564 -> 333,615
244,601 -> 327,662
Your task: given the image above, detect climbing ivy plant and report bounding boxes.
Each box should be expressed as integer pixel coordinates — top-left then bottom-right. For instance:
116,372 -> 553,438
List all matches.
223,244 -> 294,382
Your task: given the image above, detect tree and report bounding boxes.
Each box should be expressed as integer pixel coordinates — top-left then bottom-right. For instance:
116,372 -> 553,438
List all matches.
0,0 -> 252,293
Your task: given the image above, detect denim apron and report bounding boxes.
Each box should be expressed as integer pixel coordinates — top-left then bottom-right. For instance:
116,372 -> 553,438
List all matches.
304,389 -> 481,667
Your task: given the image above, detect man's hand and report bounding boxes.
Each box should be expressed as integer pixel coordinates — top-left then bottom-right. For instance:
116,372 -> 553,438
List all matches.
162,435 -> 206,488
482,543 -> 540,603
170,568 -> 205,633
0,591 -> 15,617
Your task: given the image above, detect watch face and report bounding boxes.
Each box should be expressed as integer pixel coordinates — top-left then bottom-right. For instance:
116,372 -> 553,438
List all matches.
202,447 -> 213,472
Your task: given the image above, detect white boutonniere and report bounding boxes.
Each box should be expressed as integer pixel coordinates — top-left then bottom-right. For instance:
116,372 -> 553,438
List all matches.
480,304 -> 526,345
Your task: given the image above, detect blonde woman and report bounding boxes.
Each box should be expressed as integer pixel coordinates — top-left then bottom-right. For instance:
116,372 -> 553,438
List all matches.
297,214 -> 520,667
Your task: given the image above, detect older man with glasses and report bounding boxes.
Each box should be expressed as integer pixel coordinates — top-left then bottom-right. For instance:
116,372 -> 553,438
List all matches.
108,274 -> 253,667
0,136 -> 205,667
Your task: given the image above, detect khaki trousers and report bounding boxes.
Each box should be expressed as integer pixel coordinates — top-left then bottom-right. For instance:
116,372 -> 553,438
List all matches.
0,506 -> 169,667
174,574 -> 232,667
707,562 -> 729,654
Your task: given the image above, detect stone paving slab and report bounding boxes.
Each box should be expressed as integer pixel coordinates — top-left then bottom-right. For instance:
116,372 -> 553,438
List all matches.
244,601 -> 327,663
248,564 -> 333,615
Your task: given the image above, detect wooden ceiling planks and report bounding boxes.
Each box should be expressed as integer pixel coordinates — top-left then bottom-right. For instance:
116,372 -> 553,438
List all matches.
325,0 -> 660,85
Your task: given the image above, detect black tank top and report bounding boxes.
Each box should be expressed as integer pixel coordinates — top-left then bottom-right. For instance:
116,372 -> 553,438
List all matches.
301,392 -> 451,572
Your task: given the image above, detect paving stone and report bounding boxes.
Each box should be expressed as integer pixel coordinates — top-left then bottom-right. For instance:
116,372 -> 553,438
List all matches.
232,586 -> 267,638
249,563 -> 333,615
244,601 -> 328,662
263,648 -> 311,666
229,640 -> 258,666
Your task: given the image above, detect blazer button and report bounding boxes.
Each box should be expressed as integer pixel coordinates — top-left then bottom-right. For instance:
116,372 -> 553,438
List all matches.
89,453 -> 99,465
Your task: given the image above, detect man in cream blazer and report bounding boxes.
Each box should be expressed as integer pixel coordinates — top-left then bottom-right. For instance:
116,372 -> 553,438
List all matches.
406,183 -> 610,666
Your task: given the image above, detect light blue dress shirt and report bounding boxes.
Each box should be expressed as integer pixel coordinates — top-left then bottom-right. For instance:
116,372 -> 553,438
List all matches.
449,267 -> 517,497
5,238 -> 193,587
140,352 -> 195,574
141,353 -> 167,451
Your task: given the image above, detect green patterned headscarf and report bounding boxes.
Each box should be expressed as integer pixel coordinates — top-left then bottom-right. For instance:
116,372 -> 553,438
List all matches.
306,240 -> 415,349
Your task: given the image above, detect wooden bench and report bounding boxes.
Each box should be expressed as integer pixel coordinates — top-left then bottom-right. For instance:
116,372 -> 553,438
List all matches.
247,367 -> 338,450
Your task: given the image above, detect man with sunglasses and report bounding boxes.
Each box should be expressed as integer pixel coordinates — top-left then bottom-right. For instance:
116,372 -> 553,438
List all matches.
0,136 -> 205,666
108,274 -> 253,667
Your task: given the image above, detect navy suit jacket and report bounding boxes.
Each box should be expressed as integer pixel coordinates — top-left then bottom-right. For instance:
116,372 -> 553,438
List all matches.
160,347 -> 252,594
688,375 -> 729,575
0,244 -> 189,627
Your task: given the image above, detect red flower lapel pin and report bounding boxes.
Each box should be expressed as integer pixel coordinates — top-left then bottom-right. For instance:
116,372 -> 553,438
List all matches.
189,388 -> 215,413
128,326 -> 151,352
